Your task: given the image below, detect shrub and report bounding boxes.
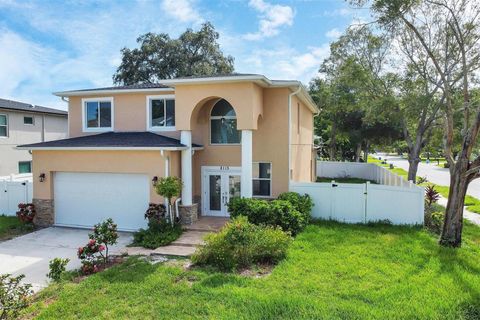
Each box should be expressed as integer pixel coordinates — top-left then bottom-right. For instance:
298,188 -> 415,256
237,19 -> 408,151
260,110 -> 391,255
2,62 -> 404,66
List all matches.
425,211 -> 444,234
425,185 -> 440,207
228,193 -> 310,235
0,274 -> 32,320
417,176 -> 428,184
145,203 -> 167,222
77,239 -> 105,274
277,192 -> 313,216
47,258 -> 70,282
89,218 -> 118,263
16,203 -> 35,224
132,219 -> 183,249
191,216 -> 291,271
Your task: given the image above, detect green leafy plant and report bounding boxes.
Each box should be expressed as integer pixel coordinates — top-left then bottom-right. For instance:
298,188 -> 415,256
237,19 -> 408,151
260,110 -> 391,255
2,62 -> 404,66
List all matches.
144,203 -> 167,222
155,177 -> 182,225
77,239 -> 105,274
417,176 -> 428,184
132,219 -> 182,249
89,218 -> 118,263
228,192 -> 311,236
192,216 -> 291,271
16,203 -> 35,224
0,274 -> 32,320
47,258 -> 70,282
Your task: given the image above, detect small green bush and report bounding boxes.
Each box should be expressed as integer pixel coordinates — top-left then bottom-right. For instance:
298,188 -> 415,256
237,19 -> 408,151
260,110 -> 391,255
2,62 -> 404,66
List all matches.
132,220 -> 183,249
228,192 -> 311,235
47,258 -> 70,282
425,211 -> 444,234
0,274 -> 32,320
192,216 -> 291,271
277,192 -> 313,216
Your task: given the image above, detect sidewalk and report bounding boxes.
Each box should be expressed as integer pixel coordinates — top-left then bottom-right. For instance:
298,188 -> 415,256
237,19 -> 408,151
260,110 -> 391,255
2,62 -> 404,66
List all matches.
438,197 -> 480,225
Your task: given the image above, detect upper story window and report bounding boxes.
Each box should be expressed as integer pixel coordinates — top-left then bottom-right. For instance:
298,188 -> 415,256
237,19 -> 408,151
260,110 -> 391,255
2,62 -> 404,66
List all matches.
210,99 -> 241,144
82,97 -> 113,132
147,95 -> 175,131
24,116 -> 34,125
0,114 -> 7,137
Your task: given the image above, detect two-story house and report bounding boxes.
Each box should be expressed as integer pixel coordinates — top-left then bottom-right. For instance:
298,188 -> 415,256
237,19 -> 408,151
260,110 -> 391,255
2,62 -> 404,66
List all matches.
19,74 -> 319,231
0,98 -> 67,176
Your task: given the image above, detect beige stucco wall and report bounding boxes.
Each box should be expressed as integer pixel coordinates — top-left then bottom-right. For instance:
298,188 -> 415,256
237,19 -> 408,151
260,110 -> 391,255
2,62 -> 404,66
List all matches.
190,87 -> 291,203
32,150 -> 180,202
290,96 -> 315,182
68,91 -> 176,138
0,109 -> 67,175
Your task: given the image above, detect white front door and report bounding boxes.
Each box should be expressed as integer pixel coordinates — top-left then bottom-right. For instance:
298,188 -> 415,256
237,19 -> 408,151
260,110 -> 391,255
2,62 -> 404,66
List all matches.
202,166 -> 241,217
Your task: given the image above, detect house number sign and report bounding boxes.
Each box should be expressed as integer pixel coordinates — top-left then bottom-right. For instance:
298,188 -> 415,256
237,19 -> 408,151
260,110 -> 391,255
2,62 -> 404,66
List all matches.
220,166 -> 230,170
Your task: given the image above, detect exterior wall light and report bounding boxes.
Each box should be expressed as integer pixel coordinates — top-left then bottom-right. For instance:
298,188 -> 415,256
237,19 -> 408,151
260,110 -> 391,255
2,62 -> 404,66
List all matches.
39,173 -> 46,182
152,176 -> 158,186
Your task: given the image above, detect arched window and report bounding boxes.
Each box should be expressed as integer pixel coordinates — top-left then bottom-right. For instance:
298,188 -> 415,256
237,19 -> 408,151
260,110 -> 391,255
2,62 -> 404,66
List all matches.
210,99 -> 241,144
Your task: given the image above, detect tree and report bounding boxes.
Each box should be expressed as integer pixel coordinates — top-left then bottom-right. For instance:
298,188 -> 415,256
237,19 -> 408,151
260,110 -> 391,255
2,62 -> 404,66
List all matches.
357,0 -> 480,247
311,27 -> 402,162
155,177 -> 183,226
113,22 -> 234,85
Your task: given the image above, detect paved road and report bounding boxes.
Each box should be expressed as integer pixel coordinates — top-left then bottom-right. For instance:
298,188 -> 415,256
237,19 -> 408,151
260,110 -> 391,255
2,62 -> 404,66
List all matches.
377,154 -> 480,199
0,227 -> 132,292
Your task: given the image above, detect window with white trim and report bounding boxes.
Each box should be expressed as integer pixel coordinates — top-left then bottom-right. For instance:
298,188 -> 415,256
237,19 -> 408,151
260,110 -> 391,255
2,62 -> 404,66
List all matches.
83,98 -> 113,131
148,95 -> 175,130
253,162 -> 272,197
210,99 -> 241,144
24,116 -> 34,125
0,114 -> 7,137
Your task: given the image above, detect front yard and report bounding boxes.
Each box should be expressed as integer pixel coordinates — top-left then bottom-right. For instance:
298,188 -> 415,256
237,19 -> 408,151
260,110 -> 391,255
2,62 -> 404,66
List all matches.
0,215 -> 32,241
24,221 -> 480,319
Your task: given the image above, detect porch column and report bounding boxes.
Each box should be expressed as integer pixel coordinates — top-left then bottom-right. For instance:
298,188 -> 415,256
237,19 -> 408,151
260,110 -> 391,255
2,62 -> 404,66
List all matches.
241,129 -> 253,198
180,130 -> 193,206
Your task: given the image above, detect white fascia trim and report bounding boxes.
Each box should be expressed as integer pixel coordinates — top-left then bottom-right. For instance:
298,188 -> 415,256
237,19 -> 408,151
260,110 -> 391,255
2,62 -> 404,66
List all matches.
17,146 -> 204,151
54,87 -> 173,97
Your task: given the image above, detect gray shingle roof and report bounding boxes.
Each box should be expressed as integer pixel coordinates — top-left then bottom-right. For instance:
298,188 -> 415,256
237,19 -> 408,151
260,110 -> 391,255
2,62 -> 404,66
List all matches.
0,98 -> 67,116
18,132 -> 202,149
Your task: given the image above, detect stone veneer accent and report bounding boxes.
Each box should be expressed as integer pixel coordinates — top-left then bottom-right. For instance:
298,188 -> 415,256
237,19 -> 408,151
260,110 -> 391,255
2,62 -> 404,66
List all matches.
33,198 -> 54,227
178,203 -> 198,225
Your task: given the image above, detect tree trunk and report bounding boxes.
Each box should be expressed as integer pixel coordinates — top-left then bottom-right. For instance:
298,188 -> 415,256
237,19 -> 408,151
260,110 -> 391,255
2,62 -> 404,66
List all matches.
355,143 -> 362,162
329,122 -> 337,161
440,160 -> 469,247
363,141 -> 370,163
407,148 -> 421,182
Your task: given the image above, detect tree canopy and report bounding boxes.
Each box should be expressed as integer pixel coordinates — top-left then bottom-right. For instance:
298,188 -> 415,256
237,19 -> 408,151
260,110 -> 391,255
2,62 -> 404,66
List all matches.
113,22 -> 234,85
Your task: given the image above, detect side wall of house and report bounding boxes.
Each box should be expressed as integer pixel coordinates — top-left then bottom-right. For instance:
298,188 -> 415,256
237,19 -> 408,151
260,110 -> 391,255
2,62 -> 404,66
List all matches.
0,110 -> 67,175
290,95 -> 315,182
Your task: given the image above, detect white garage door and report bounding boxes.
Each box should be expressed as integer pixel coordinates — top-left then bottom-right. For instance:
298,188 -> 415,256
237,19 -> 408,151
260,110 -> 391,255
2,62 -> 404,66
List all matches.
54,172 -> 149,231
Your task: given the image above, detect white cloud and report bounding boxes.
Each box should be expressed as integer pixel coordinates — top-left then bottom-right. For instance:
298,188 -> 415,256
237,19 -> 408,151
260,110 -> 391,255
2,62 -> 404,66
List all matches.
244,0 -> 295,41
326,28 -> 342,39
161,0 -> 203,24
236,45 -> 329,83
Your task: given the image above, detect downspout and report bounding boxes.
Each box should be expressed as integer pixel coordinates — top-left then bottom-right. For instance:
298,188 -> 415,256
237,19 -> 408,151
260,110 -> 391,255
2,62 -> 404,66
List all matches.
288,85 -> 302,190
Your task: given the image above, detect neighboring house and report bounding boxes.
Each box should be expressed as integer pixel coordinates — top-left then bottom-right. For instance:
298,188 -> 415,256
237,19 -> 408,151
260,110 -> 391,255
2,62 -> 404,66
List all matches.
0,98 -> 67,176
18,74 -> 319,231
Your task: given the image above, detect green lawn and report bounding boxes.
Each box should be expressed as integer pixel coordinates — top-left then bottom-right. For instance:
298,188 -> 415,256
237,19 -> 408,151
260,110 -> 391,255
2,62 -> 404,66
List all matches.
0,215 -> 32,241
24,221 -> 480,320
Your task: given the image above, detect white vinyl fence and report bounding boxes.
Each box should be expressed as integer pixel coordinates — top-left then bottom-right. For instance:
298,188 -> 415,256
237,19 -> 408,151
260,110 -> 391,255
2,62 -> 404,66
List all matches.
291,161 -> 424,225
0,175 -> 33,216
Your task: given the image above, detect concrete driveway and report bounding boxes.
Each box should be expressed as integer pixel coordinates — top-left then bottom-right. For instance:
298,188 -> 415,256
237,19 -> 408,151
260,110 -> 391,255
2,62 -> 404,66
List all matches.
0,227 -> 132,292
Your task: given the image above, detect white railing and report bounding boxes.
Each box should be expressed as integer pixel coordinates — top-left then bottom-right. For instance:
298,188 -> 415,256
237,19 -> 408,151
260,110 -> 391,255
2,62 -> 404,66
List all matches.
0,179 -> 33,216
317,161 -> 412,187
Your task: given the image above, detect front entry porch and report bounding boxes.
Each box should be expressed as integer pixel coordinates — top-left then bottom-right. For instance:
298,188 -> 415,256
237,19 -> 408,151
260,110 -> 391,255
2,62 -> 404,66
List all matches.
201,166 -> 241,217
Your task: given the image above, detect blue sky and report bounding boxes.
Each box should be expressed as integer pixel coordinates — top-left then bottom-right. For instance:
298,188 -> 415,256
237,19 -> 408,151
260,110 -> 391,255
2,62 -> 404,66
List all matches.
0,0 -> 367,110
